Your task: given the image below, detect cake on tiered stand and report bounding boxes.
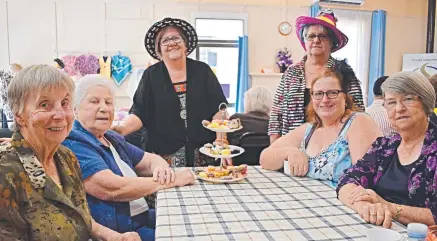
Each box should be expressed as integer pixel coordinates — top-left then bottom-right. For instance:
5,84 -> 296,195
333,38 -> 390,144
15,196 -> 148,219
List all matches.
195,103 -> 248,183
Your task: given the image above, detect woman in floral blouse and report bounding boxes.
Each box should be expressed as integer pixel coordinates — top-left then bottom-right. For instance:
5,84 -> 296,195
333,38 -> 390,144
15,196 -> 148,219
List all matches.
337,71 -> 437,228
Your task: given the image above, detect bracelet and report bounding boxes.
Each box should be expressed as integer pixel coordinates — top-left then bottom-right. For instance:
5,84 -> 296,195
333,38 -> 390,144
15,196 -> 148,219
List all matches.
394,205 -> 402,220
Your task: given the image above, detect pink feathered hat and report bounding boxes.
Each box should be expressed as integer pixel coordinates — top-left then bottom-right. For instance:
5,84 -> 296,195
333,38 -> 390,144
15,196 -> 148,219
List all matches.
295,9 -> 348,53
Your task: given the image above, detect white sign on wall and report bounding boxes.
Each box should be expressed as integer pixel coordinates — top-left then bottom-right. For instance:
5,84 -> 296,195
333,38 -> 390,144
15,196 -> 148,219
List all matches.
402,53 -> 437,78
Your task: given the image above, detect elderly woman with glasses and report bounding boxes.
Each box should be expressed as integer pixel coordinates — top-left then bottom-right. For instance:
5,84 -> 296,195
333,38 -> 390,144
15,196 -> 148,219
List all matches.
337,71 -> 437,228
269,10 -> 364,144
261,67 -> 381,187
112,17 -> 227,168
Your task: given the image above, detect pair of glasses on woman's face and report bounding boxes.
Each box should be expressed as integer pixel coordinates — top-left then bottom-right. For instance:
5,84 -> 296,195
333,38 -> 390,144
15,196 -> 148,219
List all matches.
305,33 -> 331,42
383,95 -> 419,110
311,90 -> 343,100
160,35 -> 183,46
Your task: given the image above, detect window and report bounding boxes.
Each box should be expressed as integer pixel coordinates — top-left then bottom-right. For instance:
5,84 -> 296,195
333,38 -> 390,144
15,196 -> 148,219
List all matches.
193,14 -> 247,114
331,10 -> 372,105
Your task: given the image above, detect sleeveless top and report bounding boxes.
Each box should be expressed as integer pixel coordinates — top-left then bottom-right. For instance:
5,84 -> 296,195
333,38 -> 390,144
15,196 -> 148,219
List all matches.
299,113 -> 358,187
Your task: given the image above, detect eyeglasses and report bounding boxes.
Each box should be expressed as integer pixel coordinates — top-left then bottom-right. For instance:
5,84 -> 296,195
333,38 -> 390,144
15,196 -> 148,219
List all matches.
160,35 -> 183,46
383,95 -> 420,110
305,34 -> 331,42
311,90 -> 343,100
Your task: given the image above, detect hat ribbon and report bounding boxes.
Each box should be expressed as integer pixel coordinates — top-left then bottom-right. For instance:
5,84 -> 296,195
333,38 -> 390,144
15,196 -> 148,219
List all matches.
316,16 -> 336,27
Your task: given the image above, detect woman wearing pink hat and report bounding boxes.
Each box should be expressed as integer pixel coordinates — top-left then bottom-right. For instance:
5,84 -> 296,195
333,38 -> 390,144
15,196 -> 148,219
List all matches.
269,9 -> 365,143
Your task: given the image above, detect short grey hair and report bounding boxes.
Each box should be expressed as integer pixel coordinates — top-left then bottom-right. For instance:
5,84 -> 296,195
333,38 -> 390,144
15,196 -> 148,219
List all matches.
244,86 -> 273,114
8,65 -> 75,130
74,74 -> 116,108
381,71 -> 436,115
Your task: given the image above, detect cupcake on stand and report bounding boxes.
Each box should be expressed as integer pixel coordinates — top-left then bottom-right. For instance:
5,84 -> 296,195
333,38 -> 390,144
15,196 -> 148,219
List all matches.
198,103 -> 248,183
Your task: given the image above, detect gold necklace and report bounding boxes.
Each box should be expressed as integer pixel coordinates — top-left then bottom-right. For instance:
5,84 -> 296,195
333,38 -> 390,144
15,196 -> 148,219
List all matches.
402,129 -> 427,157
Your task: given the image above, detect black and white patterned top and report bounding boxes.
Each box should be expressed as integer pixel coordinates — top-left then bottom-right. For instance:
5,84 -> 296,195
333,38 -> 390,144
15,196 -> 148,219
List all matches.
0,70 -> 13,120
268,56 -> 365,136
366,99 -> 397,136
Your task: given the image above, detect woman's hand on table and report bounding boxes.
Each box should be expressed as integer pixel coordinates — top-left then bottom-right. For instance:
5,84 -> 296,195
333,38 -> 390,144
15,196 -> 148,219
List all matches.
360,202 -> 392,228
174,169 -> 195,187
349,186 -> 387,205
153,166 -> 175,185
112,232 -> 141,241
287,147 -> 309,177
0,138 -> 11,145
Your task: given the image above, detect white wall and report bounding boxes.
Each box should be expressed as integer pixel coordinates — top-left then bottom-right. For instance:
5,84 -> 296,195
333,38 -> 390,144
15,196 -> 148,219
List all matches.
1,0 -> 310,110
0,0 -> 9,68
0,0 -> 201,109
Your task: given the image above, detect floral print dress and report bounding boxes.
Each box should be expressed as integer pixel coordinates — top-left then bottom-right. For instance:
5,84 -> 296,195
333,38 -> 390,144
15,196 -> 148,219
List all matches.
300,113 -> 358,187
336,122 -> 437,223
0,132 -> 92,240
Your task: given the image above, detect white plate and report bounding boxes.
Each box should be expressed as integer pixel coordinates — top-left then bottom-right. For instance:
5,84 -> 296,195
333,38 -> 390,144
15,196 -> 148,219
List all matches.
196,174 -> 248,183
203,125 -> 243,133
199,145 -> 245,159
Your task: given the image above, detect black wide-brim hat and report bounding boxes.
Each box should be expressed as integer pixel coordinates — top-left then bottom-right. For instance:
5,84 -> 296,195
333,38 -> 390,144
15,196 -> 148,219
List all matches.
144,17 -> 198,60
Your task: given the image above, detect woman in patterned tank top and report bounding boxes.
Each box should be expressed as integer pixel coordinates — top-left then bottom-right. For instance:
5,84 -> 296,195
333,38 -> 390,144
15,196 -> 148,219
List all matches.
261,68 -> 381,187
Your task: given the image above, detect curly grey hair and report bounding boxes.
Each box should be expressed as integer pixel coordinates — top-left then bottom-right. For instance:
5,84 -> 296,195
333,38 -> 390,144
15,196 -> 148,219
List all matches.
244,86 -> 273,114
7,65 -> 75,130
381,71 -> 436,115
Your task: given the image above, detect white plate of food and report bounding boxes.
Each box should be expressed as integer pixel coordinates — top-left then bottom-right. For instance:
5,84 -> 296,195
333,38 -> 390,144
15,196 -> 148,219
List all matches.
202,119 -> 243,133
194,165 -> 248,183
199,144 -> 245,159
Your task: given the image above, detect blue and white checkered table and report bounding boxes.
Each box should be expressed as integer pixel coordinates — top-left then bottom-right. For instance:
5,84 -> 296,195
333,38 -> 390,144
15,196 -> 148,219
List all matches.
155,166 -> 407,241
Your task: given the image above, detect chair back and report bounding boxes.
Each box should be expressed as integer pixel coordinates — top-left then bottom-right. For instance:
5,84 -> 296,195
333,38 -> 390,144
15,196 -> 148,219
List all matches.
0,128 -> 12,138
232,132 -> 269,166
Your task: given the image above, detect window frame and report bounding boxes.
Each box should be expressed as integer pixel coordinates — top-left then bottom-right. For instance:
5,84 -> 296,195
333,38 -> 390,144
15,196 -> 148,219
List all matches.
191,12 -> 248,36
191,12 -> 247,112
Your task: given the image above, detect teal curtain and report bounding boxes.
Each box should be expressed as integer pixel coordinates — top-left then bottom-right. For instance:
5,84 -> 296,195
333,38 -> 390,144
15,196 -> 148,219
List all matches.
310,3 -> 321,17
236,36 -> 249,113
368,10 -> 386,105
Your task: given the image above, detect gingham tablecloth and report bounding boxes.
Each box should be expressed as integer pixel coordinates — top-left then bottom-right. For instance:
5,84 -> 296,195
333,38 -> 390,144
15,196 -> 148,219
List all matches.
155,166 -> 407,241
